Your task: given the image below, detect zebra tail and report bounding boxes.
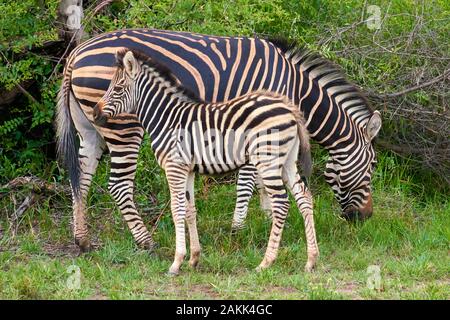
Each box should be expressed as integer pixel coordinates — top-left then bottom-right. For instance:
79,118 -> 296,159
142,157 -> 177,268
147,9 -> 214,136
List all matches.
55,65 -> 81,199
289,102 -> 312,178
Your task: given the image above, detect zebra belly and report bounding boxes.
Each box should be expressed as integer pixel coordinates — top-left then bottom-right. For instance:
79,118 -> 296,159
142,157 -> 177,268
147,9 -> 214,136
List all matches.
174,135 -> 245,175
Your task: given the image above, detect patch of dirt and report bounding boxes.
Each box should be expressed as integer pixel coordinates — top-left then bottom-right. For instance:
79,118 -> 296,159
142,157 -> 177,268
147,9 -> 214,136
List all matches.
87,293 -> 108,300
400,278 -> 450,293
42,243 -> 81,258
269,285 -> 299,295
190,284 -> 222,299
334,282 -> 363,300
147,282 -> 222,299
146,281 -> 303,299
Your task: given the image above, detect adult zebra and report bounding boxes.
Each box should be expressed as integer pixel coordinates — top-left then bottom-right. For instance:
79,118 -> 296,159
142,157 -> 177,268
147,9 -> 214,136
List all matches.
56,28 -> 382,252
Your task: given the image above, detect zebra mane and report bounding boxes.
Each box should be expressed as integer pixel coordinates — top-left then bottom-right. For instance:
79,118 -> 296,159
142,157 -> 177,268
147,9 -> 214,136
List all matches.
266,37 -> 374,117
115,48 -> 202,102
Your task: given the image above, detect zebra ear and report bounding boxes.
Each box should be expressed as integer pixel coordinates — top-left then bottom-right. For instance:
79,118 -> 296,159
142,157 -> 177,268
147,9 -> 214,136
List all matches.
365,110 -> 382,141
123,51 -> 139,79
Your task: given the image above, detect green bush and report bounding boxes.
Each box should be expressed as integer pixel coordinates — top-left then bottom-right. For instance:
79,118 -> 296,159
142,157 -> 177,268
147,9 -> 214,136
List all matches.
0,0 -> 448,188
0,0 -> 60,183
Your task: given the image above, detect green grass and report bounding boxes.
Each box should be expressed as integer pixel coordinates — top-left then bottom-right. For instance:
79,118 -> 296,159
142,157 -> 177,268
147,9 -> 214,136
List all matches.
0,0 -> 448,300
0,138 -> 449,300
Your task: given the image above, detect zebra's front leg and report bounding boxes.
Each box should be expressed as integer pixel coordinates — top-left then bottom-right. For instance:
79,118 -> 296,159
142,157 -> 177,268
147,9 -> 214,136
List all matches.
104,126 -> 155,251
165,164 -> 190,275
186,172 -> 201,268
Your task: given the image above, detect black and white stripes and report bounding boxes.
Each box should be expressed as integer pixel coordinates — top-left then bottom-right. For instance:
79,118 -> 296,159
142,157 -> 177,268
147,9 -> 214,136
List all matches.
55,28 -> 381,252
93,49 -> 318,273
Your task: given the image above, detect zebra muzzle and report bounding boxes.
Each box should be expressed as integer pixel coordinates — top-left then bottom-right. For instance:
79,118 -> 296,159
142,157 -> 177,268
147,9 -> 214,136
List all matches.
93,101 -> 108,127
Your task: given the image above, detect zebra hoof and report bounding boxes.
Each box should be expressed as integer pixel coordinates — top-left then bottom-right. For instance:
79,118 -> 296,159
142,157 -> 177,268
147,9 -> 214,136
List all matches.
189,252 -> 200,269
75,238 -> 92,253
255,265 -> 264,273
231,224 -> 245,234
189,260 -> 199,269
166,269 -> 180,277
255,263 -> 269,272
304,261 -> 316,273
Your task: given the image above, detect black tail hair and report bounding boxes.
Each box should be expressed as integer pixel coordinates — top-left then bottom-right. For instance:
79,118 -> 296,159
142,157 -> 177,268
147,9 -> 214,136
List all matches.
55,67 -> 80,199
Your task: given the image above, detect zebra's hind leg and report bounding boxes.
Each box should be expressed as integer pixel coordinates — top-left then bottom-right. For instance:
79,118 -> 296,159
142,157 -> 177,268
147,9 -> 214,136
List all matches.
231,165 -> 257,231
73,132 -> 105,252
283,163 -> 319,272
254,164 -> 290,271
103,121 -> 155,251
69,97 -> 106,252
256,173 -> 273,217
165,163 -> 190,275
186,172 -> 201,268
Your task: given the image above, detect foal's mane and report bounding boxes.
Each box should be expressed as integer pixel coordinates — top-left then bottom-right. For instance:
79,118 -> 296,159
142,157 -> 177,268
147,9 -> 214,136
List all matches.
115,48 -> 202,102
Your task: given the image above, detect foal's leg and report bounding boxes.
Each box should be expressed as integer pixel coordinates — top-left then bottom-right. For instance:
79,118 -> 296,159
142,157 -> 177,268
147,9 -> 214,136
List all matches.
254,163 -> 290,271
101,117 -> 154,250
232,165 -> 272,231
232,165 -> 257,230
283,163 -> 319,272
185,172 -> 201,268
256,173 -> 273,216
165,163 -> 190,275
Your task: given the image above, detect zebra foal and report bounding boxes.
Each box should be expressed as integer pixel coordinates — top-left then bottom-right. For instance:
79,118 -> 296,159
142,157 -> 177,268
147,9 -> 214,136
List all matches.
93,49 -> 319,274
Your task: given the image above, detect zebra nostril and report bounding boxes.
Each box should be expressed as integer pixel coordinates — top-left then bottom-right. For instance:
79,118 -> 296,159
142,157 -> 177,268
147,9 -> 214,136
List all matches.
93,105 -> 107,126
342,210 -> 358,221
342,209 -> 372,222
94,113 -> 107,126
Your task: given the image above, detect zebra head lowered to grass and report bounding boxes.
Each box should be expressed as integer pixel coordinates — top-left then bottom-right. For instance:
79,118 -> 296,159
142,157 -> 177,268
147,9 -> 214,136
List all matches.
93,49 -> 318,274
274,42 -> 383,221
92,41 -> 382,222
56,29 -> 382,253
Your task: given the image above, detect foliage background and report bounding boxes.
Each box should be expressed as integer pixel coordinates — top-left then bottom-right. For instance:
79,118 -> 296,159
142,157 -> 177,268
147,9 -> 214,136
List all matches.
0,0 -> 448,299
0,0 -> 448,184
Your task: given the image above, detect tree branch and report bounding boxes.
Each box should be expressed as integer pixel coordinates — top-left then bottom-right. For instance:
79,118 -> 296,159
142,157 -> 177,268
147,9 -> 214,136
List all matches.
367,68 -> 450,99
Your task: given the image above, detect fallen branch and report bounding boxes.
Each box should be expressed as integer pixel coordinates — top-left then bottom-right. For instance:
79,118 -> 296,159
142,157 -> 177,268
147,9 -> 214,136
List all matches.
92,0 -> 115,15
16,83 -> 39,105
2,176 -> 71,195
1,175 -> 109,200
376,138 -> 449,155
12,194 -> 37,222
0,80 -> 35,107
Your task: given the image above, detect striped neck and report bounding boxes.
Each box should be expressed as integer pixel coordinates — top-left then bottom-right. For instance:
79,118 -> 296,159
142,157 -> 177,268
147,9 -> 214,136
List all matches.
135,65 -> 198,140
280,46 -> 373,152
